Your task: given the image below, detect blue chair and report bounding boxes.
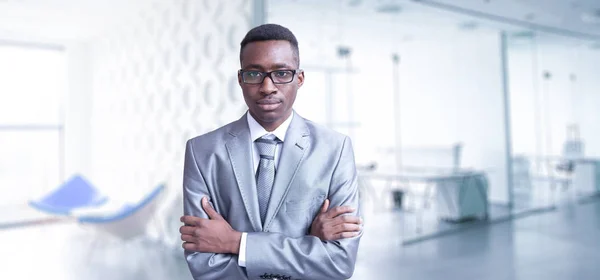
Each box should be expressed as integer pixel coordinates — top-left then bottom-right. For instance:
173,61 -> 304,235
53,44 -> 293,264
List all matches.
29,175 -> 108,215
77,184 -> 166,240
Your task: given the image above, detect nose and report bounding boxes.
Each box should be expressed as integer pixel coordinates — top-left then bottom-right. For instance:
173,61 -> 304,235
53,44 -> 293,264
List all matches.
259,75 -> 277,95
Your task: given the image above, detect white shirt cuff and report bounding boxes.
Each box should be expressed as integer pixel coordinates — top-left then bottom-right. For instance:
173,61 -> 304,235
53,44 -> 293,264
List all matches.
238,232 -> 247,267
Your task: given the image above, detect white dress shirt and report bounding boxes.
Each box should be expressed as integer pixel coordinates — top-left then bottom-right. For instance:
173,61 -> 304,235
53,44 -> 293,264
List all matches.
238,111 -> 294,267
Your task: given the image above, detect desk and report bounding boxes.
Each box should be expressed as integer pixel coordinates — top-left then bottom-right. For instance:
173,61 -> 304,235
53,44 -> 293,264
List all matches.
433,172 -> 489,221
572,159 -> 600,196
362,170 -> 489,222
520,155 -> 600,197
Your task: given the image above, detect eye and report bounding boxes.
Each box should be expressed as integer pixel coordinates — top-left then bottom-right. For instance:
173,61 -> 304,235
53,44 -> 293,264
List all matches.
246,71 -> 262,77
274,71 -> 291,78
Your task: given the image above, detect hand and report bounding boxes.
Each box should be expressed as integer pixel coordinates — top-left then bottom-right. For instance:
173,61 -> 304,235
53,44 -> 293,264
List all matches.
180,197 -> 242,254
310,199 -> 362,241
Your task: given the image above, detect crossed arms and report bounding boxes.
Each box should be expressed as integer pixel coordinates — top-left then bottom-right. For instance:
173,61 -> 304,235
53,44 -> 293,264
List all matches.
180,138 -> 363,279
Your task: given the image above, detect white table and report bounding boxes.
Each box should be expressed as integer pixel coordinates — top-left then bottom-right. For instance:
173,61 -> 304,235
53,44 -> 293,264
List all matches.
361,169 -> 489,222
572,159 -> 600,196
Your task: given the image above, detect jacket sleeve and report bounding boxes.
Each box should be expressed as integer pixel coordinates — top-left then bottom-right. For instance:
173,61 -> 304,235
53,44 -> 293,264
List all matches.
182,139 -> 247,279
245,137 -> 362,280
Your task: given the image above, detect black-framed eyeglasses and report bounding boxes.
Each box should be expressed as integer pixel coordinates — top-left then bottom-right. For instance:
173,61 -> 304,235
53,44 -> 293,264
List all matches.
238,69 -> 303,84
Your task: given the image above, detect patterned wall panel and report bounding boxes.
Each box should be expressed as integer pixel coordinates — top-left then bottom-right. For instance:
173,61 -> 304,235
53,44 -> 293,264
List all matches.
90,0 -> 251,202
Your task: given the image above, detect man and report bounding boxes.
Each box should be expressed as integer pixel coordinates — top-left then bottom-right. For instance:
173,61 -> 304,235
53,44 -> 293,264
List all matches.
179,23 -> 362,280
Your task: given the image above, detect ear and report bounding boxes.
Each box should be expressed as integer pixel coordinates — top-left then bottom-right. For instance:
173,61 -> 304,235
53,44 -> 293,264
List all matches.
237,70 -> 243,86
296,70 -> 304,88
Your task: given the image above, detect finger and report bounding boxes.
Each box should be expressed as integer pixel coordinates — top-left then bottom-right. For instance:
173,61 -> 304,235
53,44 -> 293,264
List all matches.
335,215 -> 361,225
319,199 -> 330,213
327,216 -> 361,231
201,197 -> 224,220
181,215 -> 204,226
179,225 -> 197,235
326,205 -> 355,218
181,234 -> 195,242
335,231 -> 359,240
332,223 -> 361,234
182,242 -> 200,252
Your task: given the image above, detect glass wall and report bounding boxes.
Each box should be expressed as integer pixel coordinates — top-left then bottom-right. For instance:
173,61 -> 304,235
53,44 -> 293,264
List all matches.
0,44 -> 66,206
507,32 -> 600,209
268,0 -> 511,242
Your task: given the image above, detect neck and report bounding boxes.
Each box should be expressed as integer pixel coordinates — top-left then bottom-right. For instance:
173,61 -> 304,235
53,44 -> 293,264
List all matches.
262,123 -> 281,132
252,111 -> 292,132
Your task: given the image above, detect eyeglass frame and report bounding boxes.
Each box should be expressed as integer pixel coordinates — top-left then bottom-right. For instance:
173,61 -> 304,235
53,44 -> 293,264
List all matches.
238,69 -> 303,84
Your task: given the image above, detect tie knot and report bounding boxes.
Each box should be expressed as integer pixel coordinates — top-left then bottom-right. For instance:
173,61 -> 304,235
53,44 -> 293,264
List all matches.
255,134 -> 279,158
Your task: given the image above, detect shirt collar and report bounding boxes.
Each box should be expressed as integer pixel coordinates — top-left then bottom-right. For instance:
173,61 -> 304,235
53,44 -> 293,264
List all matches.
247,111 -> 294,142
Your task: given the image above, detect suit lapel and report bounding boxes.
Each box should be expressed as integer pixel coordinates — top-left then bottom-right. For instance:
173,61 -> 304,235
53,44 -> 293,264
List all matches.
225,115 -> 262,232
264,113 -> 310,230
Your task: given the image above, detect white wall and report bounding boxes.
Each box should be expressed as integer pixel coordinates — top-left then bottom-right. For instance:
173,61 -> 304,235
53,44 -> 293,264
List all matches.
88,0 -> 251,201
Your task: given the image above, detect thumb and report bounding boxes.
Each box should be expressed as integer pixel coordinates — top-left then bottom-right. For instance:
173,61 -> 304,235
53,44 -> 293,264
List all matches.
320,199 -> 330,213
201,197 -> 223,220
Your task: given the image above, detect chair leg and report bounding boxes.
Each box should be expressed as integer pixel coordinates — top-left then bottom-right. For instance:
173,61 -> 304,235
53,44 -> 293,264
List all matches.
151,214 -> 166,242
86,233 -> 102,264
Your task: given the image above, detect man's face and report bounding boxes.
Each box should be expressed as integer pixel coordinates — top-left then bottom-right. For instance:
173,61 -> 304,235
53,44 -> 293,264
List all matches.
238,40 -> 304,130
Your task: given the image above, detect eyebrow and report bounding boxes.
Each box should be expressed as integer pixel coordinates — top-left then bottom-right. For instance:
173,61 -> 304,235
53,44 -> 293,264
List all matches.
243,63 -> 294,70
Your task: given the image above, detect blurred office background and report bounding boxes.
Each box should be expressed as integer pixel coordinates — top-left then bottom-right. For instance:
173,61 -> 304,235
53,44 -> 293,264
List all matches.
0,0 -> 599,279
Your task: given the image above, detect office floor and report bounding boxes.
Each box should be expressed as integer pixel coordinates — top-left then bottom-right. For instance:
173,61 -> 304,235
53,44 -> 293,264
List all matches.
0,198 -> 598,280
354,198 -> 600,280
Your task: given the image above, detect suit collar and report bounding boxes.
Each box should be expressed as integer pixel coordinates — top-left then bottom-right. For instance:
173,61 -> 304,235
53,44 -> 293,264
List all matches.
263,112 -> 310,230
225,114 -> 262,231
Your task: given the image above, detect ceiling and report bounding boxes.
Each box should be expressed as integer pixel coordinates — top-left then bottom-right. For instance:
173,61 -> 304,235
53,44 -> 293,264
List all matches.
269,0 -> 600,44
0,0 -> 151,43
410,0 -> 600,38
0,0 -> 598,45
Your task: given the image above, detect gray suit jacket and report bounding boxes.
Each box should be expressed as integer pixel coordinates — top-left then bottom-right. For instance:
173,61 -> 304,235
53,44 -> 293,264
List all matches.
183,112 -> 362,280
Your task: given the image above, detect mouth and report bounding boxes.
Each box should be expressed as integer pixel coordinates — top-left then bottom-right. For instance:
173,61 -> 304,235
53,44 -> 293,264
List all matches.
256,99 -> 282,111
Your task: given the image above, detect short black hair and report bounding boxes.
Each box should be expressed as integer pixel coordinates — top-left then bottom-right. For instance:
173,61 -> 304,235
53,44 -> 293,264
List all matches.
239,23 -> 300,66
